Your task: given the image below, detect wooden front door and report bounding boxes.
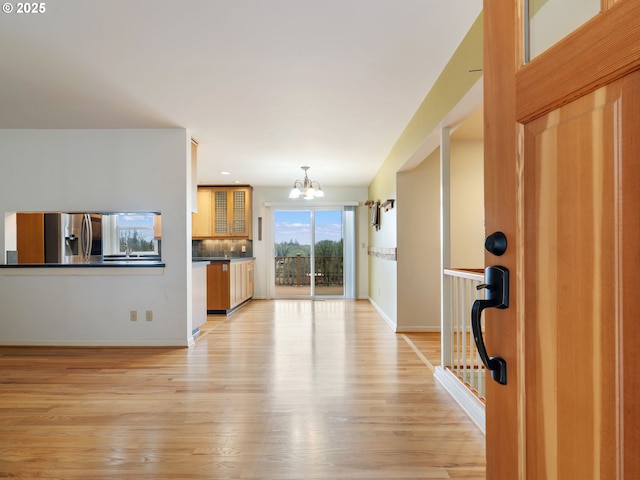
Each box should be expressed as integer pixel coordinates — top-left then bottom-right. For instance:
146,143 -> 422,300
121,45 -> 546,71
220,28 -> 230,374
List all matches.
483,1 -> 640,478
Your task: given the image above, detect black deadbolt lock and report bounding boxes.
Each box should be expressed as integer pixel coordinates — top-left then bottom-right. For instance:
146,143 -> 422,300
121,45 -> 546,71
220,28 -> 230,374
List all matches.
484,231 -> 507,256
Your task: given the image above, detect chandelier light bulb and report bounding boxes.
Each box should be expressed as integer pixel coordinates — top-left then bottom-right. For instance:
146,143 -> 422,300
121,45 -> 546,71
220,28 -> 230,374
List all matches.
288,166 -> 324,200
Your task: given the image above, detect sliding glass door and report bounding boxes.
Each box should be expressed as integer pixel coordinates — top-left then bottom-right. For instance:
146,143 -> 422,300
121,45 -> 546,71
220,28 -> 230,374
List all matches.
274,210 -> 312,297
313,210 -> 344,296
273,208 -> 346,298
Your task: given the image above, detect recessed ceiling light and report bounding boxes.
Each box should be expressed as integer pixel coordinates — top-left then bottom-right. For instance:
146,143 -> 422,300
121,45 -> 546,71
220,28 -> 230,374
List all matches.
221,171 -> 230,175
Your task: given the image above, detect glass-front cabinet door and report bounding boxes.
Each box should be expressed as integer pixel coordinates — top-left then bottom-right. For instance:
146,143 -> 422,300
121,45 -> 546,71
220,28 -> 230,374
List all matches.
192,186 -> 253,239
212,188 -> 252,238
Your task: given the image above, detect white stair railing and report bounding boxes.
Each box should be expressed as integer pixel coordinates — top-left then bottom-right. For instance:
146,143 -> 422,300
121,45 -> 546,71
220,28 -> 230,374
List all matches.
435,268 -> 486,432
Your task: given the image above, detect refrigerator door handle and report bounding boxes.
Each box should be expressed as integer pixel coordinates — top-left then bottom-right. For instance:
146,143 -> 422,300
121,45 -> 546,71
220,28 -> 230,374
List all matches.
87,214 -> 93,259
81,213 -> 93,260
81,214 -> 87,259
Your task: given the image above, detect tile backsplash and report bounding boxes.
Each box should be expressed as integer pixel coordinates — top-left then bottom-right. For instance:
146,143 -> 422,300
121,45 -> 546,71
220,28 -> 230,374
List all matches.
192,239 -> 253,258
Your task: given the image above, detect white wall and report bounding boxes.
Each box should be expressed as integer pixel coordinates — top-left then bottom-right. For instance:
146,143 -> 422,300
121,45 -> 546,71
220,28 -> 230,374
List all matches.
0,129 -> 193,346
251,186 -> 369,300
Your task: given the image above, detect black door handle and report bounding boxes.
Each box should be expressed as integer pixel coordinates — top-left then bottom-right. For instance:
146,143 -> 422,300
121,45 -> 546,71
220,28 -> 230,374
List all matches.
471,265 -> 509,385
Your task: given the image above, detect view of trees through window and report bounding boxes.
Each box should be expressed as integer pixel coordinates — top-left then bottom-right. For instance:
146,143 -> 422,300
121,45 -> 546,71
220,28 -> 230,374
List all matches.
119,229 -> 155,253
117,213 -> 157,253
275,239 -> 343,258
273,210 -> 344,289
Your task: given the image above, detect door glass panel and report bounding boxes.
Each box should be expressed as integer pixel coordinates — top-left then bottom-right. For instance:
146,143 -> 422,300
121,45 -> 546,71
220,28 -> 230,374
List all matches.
274,210 -> 311,297
314,210 -> 344,297
526,0 -> 600,61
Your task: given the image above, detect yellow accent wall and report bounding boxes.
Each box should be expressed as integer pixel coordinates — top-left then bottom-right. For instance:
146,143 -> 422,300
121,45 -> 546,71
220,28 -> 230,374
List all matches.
368,12 -> 483,328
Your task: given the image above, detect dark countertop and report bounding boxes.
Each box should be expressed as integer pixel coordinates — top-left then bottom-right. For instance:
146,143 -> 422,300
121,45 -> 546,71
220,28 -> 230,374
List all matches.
1,258 -> 252,268
193,257 -> 255,263
192,259 -> 210,265
0,261 -> 165,268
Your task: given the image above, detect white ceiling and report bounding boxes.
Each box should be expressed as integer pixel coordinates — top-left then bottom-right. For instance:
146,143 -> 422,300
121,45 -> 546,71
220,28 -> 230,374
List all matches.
0,1 -> 482,188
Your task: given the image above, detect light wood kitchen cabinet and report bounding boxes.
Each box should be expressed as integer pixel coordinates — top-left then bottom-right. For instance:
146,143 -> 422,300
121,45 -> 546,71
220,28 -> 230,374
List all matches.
247,261 -> 254,298
230,258 -> 254,309
192,186 -> 253,239
206,259 -> 254,313
230,261 -> 244,308
192,189 -> 213,237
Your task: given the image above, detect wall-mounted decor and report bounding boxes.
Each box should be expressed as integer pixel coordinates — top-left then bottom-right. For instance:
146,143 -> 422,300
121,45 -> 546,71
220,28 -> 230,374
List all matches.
381,199 -> 395,211
364,199 -> 394,230
370,201 -> 380,230
367,246 -> 397,261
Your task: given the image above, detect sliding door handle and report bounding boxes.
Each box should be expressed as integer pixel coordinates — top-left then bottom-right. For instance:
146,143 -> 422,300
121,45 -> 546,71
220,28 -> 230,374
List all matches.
471,265 -> 509,385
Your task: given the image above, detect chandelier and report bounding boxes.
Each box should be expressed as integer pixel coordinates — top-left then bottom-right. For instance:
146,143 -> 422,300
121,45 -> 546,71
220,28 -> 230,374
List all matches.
288,166 -> 325,199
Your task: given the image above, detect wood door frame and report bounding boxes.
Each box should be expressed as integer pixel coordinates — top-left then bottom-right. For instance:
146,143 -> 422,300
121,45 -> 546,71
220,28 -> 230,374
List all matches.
483,2 -> 520,478
484,1 -> 640,478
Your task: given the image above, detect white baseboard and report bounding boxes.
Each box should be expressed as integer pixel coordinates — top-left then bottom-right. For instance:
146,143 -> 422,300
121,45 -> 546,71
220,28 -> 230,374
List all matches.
0,338 -> 194,347
434,366 -> 486,434
368,297 -> 397,331
397,326 -> 441,333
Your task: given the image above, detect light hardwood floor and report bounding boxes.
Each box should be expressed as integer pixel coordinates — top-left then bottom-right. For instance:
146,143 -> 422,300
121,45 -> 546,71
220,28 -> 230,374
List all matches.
0,299 -> 485,479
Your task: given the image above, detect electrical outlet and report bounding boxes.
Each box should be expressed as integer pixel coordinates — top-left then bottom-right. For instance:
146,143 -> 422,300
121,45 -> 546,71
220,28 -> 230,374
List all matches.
241,246 -> 246,252
130,310 -> 137,321
145,310 -> 153,321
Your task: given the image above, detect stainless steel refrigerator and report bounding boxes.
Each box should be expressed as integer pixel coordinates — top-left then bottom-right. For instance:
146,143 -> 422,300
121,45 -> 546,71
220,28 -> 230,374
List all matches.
44,213 -> 103,263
